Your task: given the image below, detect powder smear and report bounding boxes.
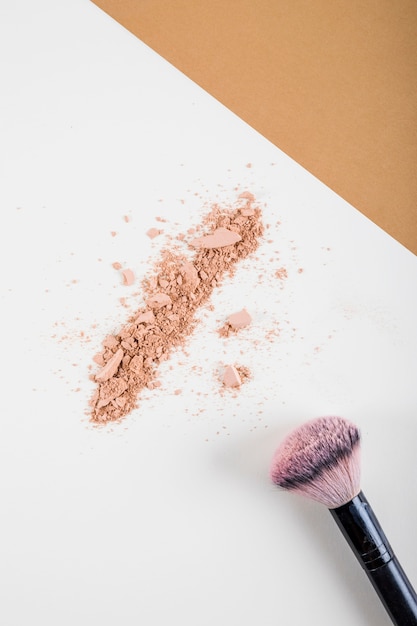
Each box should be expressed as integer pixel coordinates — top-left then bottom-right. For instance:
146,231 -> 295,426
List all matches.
90,194 -> 263,423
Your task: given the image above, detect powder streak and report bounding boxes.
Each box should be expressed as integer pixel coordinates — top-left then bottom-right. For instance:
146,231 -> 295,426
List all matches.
89,195 -> 264,423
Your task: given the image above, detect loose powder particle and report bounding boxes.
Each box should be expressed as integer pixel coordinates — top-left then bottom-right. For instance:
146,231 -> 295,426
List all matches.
112,262 -> 122,270
90,195 -> 263,423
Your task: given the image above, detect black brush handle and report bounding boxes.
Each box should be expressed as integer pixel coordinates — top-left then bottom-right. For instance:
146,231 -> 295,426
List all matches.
330,491 -> 417,625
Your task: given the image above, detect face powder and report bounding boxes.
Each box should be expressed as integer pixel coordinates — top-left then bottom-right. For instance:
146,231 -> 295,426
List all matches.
90,193 -> 263,423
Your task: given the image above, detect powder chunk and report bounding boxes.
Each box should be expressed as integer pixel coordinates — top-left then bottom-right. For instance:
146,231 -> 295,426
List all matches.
95,348 -> 124,382
122,269 -> 135,286
146,293 -> 172,309
146,228 -> 163,239
227,308 -> 252,330
135,310 -> 155,324
218,308 -> 252,337
92,353 -> 105,366
189,227 -> 241,249
223,365 -> 242,388
179,261 -> 200,291
112,261 -> 122,270
240,207 -> 255,217
129,354 -> 144,374
238,191 -> 255,201
102,335 -> 119,349
121,337 -> 136,351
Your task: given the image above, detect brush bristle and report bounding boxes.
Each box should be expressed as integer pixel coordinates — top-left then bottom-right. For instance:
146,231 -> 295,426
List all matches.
270,416 -> 361,508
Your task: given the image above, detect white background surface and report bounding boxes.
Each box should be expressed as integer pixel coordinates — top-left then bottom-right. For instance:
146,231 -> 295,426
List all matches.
1,2 -> 416,624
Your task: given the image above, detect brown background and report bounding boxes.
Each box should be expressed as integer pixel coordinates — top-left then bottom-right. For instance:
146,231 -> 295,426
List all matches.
91,0 -> 417,254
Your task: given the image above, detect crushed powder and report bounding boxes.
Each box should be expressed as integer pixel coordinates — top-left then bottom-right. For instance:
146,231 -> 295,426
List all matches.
90,195 -> 264,423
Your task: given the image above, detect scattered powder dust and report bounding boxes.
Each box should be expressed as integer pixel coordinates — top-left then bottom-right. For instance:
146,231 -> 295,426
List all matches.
236,364 -> 251,382
89,194 -> 264,423
218,308 -> 252,337
275,267 -> 288,280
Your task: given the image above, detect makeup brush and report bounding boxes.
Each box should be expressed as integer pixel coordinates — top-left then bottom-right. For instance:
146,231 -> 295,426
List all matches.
270,416 -> 417,626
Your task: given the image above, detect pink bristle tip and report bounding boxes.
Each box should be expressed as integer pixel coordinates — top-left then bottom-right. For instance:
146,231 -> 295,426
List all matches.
270,416 -> 361,509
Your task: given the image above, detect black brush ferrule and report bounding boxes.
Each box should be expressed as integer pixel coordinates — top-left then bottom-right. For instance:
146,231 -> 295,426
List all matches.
330,491 -> 417,625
